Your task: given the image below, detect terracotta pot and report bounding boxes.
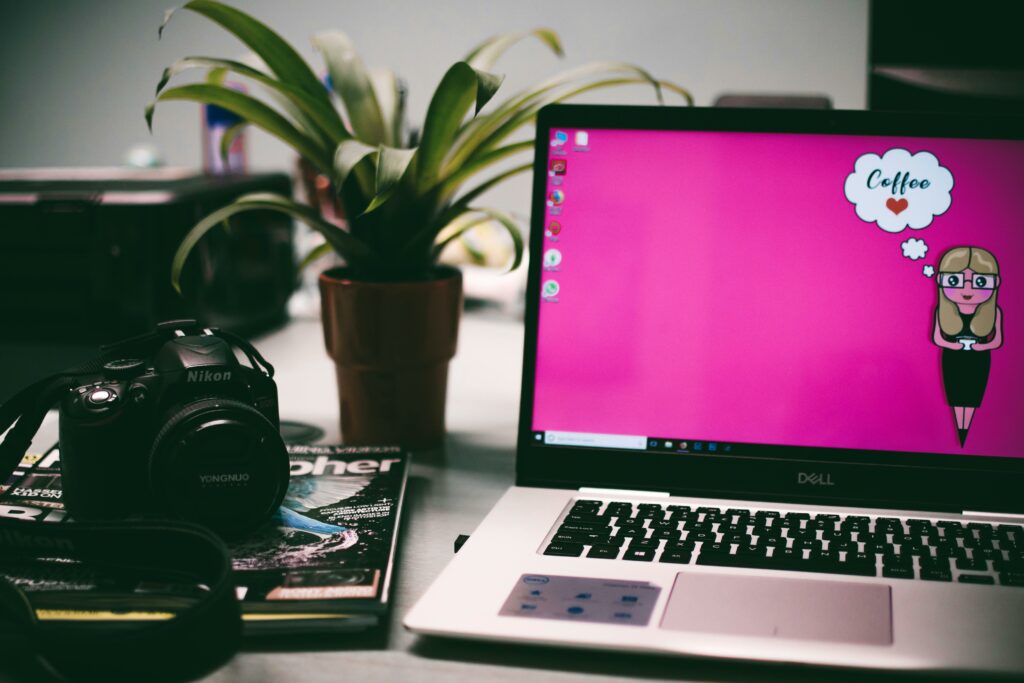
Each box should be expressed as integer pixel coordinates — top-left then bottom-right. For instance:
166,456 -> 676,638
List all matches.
319,266 -> 462,449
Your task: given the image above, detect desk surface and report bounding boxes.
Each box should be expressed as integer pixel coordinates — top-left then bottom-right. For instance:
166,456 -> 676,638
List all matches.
17,313 -> 874,683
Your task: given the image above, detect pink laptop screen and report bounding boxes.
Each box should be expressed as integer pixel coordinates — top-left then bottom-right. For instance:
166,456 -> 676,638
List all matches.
532,128 -> 1024,459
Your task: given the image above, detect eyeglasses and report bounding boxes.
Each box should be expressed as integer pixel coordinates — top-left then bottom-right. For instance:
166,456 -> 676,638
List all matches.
938,272 -> 999,290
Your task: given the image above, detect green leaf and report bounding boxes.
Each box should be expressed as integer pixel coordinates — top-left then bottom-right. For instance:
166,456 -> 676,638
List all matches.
171,193 -> 375,293
368,67 -> 402,146
146,83 -> 333,173
431,207 -> 524,272
218,120 -> 246,163
464,28 -> 564,71
447,63 -> 691,174
313,31 -> 387,145
438,162 -> 532,227
414,62 -> 503,192
298,241 -> 334,272
334,138 -> 379,192
375,145 -> 416,195
156,56 -> 348,143
437,139 -> 532,190
162,0 -> 329,102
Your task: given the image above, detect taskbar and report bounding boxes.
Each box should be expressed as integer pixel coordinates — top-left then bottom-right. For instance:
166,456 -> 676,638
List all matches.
532,430 -> 734,455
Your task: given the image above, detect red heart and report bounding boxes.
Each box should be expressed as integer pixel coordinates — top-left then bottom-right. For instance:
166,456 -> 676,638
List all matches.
886,197 -> 908,215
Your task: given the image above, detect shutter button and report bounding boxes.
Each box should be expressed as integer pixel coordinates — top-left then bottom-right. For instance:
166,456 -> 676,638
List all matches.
86,388 -> 116,406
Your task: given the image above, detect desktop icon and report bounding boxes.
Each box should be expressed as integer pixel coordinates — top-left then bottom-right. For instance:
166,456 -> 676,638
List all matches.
549,158 -> 567,175
708,442 -> 718,452
546,221 -> 562,237
679,441 -> 688,449
543,249 -> 562,268
551,130 -> 568,146
542,280 -> 560,298
694,442 -> 703,451
664,441 -> 673,448
574,130 -> 589,147
548,189 -> 565,205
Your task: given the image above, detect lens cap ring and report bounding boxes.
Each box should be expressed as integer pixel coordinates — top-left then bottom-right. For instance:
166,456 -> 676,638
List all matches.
149,398 -> 288,537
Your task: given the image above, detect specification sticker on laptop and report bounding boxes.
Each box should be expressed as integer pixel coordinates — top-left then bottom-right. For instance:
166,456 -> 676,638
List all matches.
499,574 -> 661,626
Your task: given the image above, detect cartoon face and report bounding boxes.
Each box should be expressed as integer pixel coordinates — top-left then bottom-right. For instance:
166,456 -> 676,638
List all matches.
939,268 -> 998,306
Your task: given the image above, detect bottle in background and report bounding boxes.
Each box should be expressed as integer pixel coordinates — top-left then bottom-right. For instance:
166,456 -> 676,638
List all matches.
202,83 -> 248,175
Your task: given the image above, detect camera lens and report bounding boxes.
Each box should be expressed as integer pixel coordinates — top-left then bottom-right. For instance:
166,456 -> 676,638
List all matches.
149,398 -> 289,536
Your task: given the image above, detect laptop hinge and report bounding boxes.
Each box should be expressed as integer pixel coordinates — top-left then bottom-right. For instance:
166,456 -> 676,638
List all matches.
961,510 -> 1024,521
579,487 -> 670,499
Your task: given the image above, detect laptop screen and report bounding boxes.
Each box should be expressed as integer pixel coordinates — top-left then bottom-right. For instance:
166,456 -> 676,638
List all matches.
530,126 -> 1024,461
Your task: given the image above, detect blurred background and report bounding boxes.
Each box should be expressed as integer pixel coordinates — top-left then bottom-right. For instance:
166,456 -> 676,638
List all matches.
0,0 -> 869,212
5,0 -> 1020,404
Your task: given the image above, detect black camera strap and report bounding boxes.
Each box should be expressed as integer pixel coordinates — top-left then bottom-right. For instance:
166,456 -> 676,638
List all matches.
0,322 -> 270,681
0,520 -> 240,682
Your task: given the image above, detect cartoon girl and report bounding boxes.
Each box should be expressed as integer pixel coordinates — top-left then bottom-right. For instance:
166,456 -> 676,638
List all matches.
932,247 -> 1003,446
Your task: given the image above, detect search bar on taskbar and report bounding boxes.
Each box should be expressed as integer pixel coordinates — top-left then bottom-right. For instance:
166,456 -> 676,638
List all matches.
544,431 -> 648,450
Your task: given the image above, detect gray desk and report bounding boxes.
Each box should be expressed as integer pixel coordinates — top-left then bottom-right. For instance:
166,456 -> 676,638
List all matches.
15,314 -> 879,683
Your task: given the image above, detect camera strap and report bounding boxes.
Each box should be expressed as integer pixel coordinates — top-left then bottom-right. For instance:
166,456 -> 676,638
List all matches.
0,519 -> 240,682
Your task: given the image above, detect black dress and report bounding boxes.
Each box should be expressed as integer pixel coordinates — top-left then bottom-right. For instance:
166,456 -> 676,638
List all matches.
940,310 -> 992,408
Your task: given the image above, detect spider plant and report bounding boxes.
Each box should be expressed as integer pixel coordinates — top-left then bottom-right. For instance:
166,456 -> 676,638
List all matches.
147,0 -> 691,286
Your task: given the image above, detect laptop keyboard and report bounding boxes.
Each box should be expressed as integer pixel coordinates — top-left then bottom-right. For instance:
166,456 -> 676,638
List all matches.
543,500 -> 1024,588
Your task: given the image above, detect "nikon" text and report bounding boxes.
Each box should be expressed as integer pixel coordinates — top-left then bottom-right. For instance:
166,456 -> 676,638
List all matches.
186,369 -> 232,382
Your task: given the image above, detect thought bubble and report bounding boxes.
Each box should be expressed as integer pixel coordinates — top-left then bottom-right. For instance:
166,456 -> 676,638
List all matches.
844,149 -> 953,233
923,265 -> 935,278
901,237 -> 928,260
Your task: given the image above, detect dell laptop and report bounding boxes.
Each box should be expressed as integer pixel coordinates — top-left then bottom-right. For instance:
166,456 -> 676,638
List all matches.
405,105 -> 1024,674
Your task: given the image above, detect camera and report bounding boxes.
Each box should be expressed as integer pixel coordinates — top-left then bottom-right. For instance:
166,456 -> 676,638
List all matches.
56,324 -> 289,536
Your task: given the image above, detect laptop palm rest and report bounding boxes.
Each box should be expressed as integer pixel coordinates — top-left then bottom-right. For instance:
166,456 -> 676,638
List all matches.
660,572 -> 893,645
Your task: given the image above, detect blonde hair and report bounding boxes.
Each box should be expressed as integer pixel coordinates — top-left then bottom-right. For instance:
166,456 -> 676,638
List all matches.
938,246 -> 999,338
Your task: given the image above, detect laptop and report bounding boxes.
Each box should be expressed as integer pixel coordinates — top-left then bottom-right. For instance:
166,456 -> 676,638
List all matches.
405,105 -> 1024,674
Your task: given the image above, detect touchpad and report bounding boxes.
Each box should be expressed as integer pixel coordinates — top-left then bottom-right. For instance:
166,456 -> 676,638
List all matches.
661,572 -> 892,645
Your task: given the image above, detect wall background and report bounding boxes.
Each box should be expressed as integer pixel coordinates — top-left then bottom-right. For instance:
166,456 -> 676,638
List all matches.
0,0 -> 868,213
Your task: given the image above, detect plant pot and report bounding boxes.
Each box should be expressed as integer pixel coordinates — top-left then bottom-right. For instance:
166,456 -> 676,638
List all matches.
319,266 -> 462,449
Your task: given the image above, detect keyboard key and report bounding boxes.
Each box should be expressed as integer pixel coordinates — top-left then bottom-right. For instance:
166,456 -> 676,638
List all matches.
650,528 -> 682,541
920,568 -> 953,582
958,574 -> 995,585
552,532 -> 608,545
560,521 -> 611,533
882,565 -> 915,580
622,548 -> 656,562
586,545 -> 620,559
660,549 -> 693,564
630,538 -> 661,551
955,556 -> 988,571
998,572 -> 1024,587
919,556 -> 951,572
544,543 -> 584,557
882,554 -> 912,569
702,542 -> 732,556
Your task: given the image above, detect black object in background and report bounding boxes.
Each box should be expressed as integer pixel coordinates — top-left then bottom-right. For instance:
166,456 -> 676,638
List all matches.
713,94 -> 831,109
869,0 -> 1024,113
0,168 -> 295,340
0,169 -> 296,403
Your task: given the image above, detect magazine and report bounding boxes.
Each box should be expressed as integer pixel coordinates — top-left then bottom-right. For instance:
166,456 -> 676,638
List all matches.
0,444 -> 409,635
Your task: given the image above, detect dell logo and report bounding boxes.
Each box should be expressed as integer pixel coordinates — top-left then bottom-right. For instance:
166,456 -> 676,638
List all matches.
186,369 -> 232,383
797,472 -> 835,486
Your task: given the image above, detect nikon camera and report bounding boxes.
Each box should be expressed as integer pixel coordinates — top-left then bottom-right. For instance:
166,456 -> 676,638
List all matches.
57,326 -> 289,536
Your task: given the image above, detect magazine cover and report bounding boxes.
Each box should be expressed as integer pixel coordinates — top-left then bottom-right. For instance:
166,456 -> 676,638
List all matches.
0,444 -> 409,634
